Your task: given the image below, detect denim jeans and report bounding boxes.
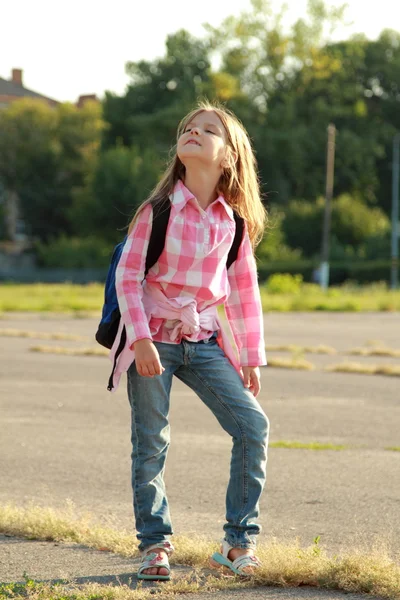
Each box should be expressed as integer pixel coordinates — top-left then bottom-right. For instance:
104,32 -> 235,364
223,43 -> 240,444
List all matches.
126,334 -> 269,552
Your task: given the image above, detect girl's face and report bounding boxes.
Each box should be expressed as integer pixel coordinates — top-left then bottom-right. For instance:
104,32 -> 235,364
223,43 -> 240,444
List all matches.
177,110 -> 229,171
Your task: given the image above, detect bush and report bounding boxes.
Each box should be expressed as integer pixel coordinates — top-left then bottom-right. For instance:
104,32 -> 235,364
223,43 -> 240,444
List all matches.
363,231 -> 391,259
281,194 -> 390,259
35,236 -> 114,268
257,259 -> 393,285
258,260 -> 317,283
256,207 -> 303,261
331,194 -> 390,247
266,273 -> 303,294
281,199 -> 323,257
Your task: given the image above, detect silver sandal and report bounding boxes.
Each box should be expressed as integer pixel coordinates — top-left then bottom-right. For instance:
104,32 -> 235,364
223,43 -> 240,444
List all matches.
210,539 -> 261,576
137,540 -> 174,581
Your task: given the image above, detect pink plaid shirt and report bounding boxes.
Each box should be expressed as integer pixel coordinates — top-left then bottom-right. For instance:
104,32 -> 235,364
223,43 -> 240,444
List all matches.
112,180 -> 266,390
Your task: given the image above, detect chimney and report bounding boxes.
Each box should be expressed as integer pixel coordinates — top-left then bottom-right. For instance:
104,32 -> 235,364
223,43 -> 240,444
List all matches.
76,94 -> 98,108
12,68 -> 23,86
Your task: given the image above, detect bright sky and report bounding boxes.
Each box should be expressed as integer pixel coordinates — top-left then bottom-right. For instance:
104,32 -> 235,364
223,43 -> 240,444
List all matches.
1,0 -> 399,103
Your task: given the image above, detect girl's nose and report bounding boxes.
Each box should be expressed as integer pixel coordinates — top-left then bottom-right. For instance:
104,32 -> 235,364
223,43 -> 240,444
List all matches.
191,127 -> 200,135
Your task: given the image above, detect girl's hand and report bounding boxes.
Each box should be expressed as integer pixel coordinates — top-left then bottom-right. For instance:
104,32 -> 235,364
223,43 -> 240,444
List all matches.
132,339 -> 165,377
242,366 -> 261,397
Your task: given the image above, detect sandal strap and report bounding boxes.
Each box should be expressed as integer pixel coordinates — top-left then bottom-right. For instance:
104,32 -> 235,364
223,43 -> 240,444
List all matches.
220,539 -> 233,559
232,554 -> 261,572
141,540 -> 174,557
138,551 -> 170,575
220,539 -> 257,559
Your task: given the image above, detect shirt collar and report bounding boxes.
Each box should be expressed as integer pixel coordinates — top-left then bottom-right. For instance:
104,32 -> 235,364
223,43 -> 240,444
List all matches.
170,179 -> 234,221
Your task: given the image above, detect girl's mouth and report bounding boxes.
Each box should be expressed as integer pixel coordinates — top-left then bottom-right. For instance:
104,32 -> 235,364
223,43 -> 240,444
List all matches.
186,139 -> 200,146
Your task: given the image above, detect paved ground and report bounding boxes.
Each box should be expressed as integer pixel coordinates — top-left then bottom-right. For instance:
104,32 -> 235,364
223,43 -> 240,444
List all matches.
0,312 -> 399,596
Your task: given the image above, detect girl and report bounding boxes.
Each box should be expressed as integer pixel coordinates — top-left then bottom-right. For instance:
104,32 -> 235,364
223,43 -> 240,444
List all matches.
111,101 -> 269,580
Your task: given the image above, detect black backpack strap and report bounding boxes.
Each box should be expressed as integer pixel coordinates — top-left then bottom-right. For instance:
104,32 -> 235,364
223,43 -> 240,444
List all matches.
227,212 -> 244,270
145,197 -> 171,276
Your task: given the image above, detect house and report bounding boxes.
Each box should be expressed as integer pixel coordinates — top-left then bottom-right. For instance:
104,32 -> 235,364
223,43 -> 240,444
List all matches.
0,68 -> 98,109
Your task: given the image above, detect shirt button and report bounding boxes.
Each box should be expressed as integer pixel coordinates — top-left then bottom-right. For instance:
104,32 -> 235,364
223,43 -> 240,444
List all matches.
202,214 -> 206,219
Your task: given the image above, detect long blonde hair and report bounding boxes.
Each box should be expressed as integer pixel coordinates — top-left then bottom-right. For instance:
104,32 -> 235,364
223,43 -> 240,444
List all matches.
128,101 -> 267,249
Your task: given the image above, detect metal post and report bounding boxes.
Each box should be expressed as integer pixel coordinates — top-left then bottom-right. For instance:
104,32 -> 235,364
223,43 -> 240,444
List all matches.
391,133 -> 400,290
320,123 -> 336,289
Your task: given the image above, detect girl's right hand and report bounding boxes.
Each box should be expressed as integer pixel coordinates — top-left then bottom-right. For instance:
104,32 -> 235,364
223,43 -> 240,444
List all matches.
132,338 -> 165,377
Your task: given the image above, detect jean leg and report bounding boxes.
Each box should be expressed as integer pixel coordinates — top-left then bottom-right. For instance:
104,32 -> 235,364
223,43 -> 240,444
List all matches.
175,339 -> 269,548
127,342 -> 182,551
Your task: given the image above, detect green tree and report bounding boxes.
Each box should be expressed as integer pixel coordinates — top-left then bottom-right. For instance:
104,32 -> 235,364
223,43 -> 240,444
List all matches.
102,29 -> 214,151
69,144 -> 162,244
0,98 -> 103,242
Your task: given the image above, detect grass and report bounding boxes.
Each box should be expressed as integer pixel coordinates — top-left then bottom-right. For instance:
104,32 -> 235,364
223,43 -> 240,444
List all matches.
0,283 -> 103,314
326,362 -> 400,377
266,344 -> 337,354
385,447 -> 400,452
348,346 -> 400,358
0,328 -> 90,341
259,282 -> 400,312
270,441 -> 348,450
0,503 -> 399,599
0,282 -> 400,314
30,345 -> 108,356
267,357 -> 315,370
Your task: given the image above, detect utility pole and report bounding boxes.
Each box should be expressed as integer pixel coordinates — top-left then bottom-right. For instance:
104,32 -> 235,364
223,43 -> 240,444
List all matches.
391,133 -> 400,290
320,123 -> 336,289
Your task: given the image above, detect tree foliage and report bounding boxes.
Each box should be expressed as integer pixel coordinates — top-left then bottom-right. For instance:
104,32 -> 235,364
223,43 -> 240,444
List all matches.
1,0 -> 399,272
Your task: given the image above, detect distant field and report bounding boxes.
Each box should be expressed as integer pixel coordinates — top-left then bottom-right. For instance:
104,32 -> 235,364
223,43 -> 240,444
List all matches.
0,282 -> 399,313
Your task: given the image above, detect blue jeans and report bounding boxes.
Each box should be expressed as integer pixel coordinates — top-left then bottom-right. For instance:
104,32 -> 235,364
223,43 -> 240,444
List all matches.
126,334 -> 269,552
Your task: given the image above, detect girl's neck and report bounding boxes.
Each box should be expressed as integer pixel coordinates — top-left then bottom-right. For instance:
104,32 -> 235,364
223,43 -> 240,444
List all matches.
183,168 -> 220,210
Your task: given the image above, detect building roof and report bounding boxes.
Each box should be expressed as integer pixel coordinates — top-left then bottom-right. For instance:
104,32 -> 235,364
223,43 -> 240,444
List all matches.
0,76 -> 59,104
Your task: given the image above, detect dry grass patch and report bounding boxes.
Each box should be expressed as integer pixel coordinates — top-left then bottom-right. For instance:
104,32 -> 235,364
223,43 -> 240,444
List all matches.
268,356 -> 315,370
30,345 -> 108,357
326,362 -> 400,377
0,328 -> 90,342
270,441 -> 348,451
267,344 -> 337,354
1,503 -> 399,599
348,345 -> 400,358
0,502 -> 136,557
385,447 -> 400,452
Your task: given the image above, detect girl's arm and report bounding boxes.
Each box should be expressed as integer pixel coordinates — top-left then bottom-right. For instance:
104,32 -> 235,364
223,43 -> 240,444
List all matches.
115,203 -> 154,349
225,223 -> 267,369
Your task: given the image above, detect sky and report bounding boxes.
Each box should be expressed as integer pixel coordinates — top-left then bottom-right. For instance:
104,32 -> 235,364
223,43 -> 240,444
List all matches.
1,0 -> 400,103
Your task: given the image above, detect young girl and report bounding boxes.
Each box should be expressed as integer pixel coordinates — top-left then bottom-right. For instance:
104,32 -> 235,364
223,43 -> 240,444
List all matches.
111,101 -> 269,580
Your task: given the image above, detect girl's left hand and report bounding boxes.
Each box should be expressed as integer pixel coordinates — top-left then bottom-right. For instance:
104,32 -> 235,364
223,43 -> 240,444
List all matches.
242,366 -> 261,397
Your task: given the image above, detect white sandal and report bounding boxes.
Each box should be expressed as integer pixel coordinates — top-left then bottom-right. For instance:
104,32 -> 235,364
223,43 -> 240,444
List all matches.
210,539 -> 261,576
137,540 -> 174,581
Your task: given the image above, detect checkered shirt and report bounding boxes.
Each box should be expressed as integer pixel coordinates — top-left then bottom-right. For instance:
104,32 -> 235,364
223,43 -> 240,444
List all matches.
115,180 -> 266,367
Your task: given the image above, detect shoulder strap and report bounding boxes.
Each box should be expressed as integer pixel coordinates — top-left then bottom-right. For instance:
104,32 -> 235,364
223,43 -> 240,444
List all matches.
227,212 -> 244,270
144,197 -> 171,276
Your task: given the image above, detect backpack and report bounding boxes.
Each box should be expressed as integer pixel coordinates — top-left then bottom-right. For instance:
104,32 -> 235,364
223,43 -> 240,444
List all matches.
95,197 -> 244,390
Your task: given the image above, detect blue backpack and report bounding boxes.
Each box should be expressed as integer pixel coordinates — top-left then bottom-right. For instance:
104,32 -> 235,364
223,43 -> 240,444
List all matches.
96,197 -> 244,390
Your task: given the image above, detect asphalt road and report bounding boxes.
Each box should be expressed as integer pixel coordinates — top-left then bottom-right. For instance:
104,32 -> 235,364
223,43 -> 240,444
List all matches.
1,312 -> 399,585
